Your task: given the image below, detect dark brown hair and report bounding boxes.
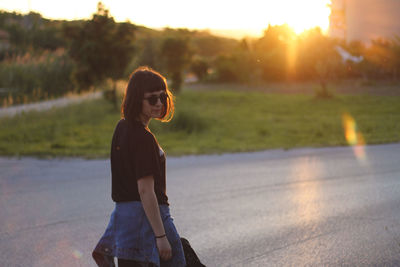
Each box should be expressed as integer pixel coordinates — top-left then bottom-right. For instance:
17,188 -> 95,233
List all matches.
121,66 -> 174,122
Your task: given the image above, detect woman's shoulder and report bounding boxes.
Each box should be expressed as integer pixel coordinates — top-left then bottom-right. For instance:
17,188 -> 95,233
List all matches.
116,119 -> 156,143
113,118 -> 129,134
115,118 -> 141,131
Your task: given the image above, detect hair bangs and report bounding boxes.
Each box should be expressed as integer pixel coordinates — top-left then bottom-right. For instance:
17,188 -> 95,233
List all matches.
144,73 -> 167,93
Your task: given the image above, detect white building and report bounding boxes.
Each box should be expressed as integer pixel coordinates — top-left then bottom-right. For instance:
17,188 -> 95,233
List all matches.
329,0 -> 400,42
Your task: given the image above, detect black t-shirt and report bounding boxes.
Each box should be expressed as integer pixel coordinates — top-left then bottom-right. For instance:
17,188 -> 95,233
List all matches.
110,119 -> 168,205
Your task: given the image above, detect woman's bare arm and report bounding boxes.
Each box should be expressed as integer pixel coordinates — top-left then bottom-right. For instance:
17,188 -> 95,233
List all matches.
138,176 -> 172,261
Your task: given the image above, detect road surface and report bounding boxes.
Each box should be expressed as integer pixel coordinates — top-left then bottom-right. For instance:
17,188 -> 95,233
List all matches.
1,143 -> 400,266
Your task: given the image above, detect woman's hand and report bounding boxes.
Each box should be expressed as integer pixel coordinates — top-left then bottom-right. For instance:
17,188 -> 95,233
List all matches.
156,236 -> 172,261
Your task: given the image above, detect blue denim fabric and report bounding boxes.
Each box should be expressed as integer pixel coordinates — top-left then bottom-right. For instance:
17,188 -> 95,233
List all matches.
93,202 -> 186,267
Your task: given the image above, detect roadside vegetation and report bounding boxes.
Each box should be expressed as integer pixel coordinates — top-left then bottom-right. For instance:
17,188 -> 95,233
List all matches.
1,3 -> 400,157
1,88 -> 399,158
2,3 -> 400,106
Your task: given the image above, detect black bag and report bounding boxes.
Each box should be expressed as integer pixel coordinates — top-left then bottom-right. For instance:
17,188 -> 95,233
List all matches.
180,237 -> 206,267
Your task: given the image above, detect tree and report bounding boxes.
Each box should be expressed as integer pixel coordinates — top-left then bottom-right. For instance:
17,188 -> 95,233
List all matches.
254,24 -> 294,81
213,39 -> 258,83
392,36 -> 400,80
296,28 -> 341,97
64,2 -> 135,106
160,36 -> 192,92
190,58 -> 209,81
361,38 -> 399,80
106,21 -> 136,106
137,38 -> 160,70
214,55 -> 238,82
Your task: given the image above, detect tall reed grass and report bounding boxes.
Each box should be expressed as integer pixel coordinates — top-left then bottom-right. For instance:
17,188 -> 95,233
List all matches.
0,49 -> 75,107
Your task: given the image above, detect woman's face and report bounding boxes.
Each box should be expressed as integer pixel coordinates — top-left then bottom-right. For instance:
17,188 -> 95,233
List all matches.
141,90 -> 165,120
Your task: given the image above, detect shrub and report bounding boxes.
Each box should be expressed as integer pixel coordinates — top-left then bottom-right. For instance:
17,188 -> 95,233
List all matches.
151,108 -> 209,134
169,110 -> 208,134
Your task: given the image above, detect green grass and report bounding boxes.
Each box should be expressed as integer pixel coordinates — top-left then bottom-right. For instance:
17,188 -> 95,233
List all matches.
1,90 -> 400,158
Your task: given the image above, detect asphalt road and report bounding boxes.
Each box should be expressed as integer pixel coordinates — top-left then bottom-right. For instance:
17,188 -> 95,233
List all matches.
1,143 -> 400,266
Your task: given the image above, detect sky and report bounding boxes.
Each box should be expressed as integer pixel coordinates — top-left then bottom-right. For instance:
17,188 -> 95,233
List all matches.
0,0 -> 332,38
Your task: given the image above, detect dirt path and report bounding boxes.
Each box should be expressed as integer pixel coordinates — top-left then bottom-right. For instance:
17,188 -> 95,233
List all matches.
0,91 -> 102,118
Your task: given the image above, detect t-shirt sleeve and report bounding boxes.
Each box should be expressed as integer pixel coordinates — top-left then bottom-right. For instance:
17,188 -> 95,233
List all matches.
132,131 -> 158,180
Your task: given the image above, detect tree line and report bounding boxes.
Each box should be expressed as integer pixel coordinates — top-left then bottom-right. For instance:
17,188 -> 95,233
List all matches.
1,3 -> 400,106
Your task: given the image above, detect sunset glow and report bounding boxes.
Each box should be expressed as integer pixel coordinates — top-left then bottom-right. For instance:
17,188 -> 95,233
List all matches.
260,0 -> 332,34
1,0 -> 332,37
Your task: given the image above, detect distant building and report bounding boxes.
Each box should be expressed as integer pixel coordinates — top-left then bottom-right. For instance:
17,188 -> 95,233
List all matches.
329,0 -> 400,42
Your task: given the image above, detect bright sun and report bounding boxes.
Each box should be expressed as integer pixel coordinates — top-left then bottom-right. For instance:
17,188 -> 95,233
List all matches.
263,0 -> 331,34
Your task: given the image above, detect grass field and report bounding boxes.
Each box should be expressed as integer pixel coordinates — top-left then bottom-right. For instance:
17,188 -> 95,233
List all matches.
0,86 -> 399,158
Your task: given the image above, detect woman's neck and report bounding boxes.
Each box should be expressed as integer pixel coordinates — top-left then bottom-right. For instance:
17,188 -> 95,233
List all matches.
137,114 -> 150,127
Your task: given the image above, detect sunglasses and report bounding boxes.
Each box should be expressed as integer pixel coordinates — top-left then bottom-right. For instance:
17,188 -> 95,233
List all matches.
144,92 -> 168,106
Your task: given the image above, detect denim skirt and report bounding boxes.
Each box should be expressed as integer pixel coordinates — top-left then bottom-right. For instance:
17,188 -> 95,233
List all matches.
92,201 -> 186,267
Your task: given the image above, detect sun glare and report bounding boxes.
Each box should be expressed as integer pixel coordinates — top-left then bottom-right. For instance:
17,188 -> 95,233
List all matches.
261,0 -> 331,34
1,0 -> 332,37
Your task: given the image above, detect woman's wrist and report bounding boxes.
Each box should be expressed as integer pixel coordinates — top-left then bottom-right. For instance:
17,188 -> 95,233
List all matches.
155,233 -> 166,239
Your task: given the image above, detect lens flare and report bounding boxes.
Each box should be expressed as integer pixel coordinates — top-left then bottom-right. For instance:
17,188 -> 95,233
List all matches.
342,112 -> 366,162
72,249 -> 83,259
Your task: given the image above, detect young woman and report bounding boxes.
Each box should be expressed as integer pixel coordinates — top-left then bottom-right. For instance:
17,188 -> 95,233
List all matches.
93,67 -> 186,267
